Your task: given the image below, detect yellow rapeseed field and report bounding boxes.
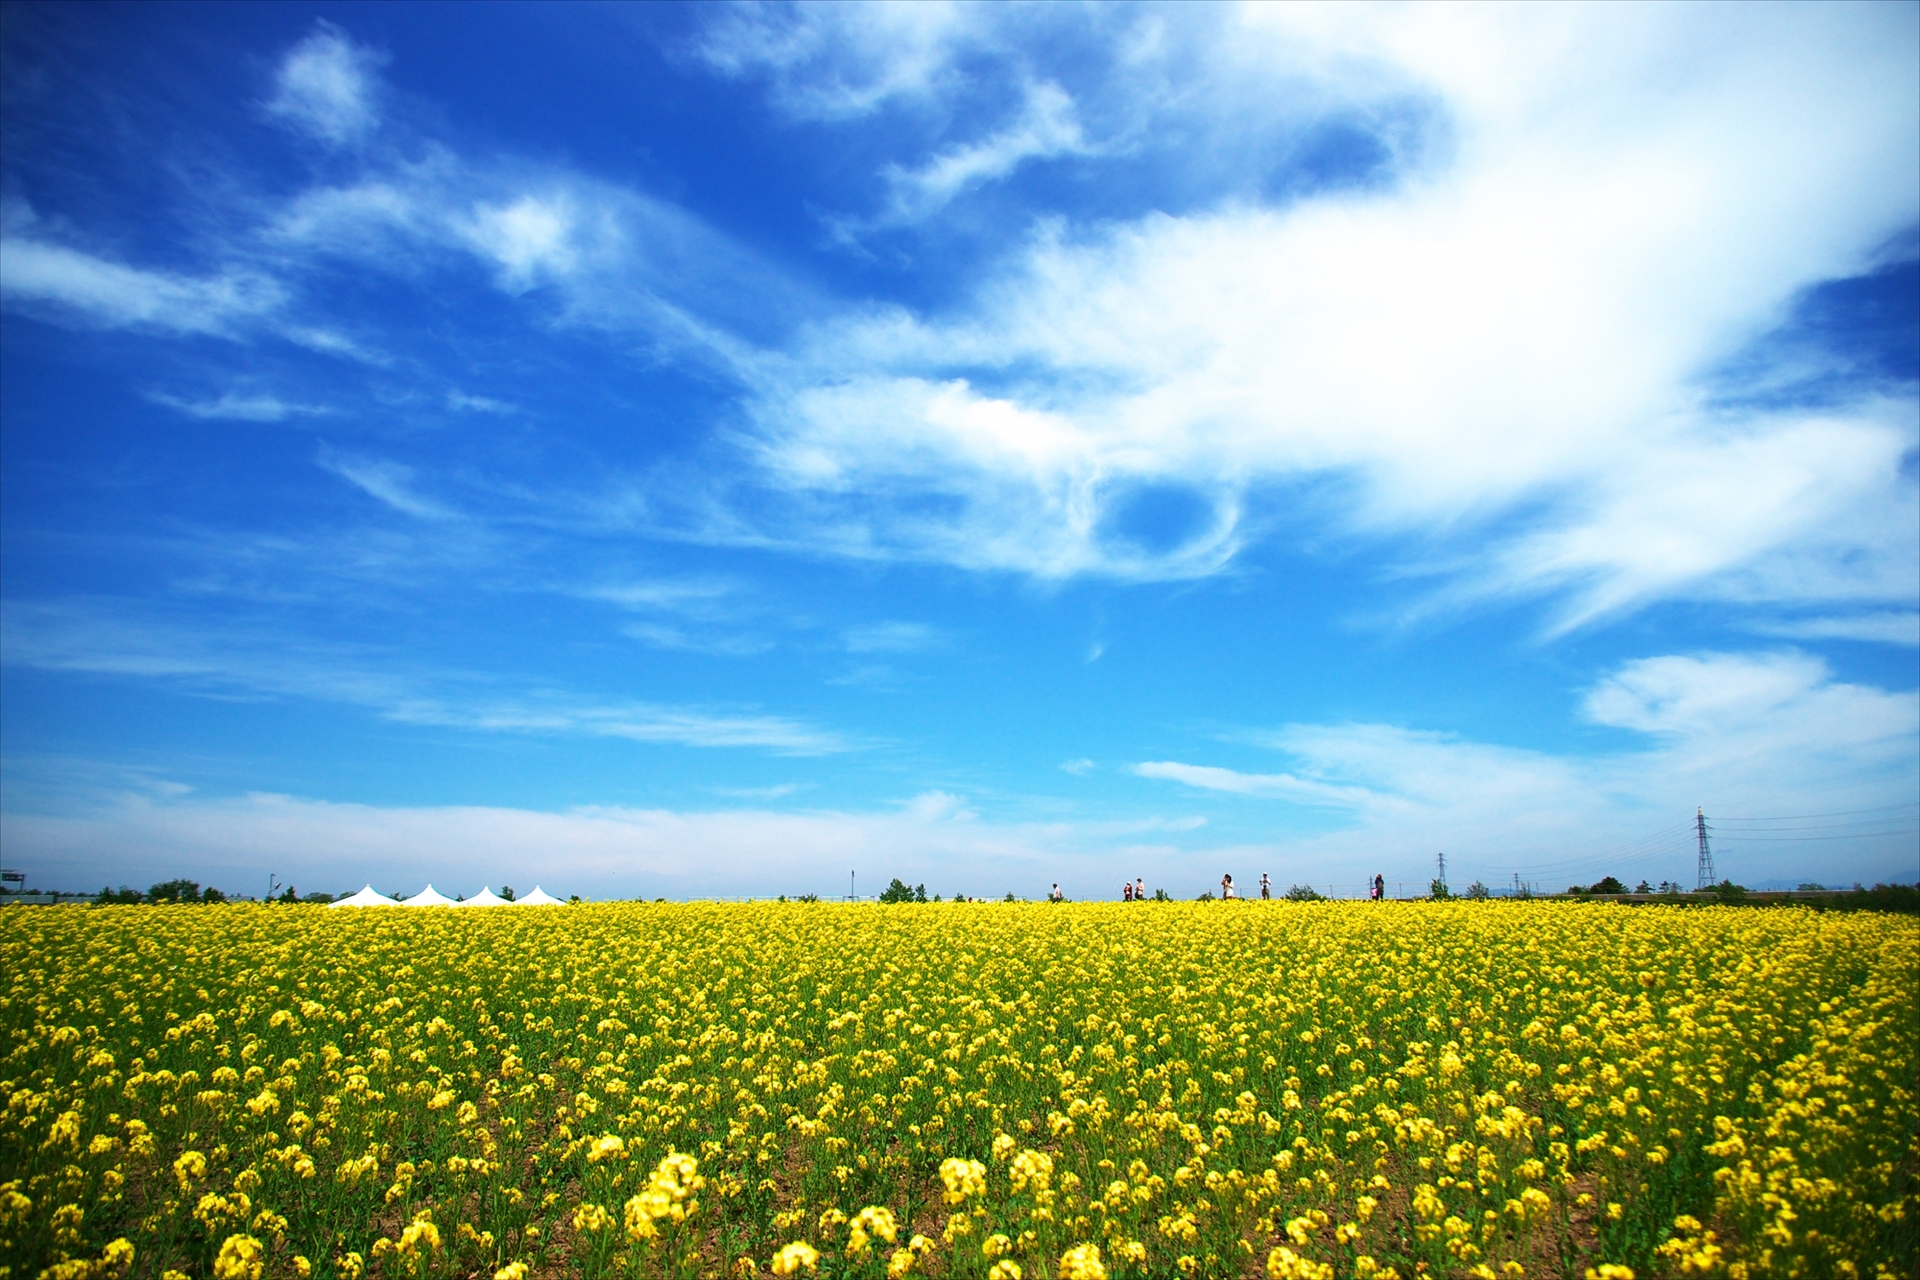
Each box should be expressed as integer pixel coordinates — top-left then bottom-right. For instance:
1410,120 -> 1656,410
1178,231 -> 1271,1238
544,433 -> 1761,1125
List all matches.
2,902 -> 1913,1280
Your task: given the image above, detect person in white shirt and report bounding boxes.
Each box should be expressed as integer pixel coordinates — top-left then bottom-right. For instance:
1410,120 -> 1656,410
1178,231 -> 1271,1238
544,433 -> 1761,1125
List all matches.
1221,873 -> 1236,900
1259,873 -> 1271,900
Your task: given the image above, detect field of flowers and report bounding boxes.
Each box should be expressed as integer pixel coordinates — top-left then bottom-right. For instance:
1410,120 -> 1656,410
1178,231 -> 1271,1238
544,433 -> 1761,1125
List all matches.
3,901 -> 1914,1280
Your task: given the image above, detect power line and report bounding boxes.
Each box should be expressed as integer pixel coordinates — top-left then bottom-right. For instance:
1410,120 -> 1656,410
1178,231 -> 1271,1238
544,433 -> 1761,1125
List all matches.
1715,803 -> 1919,822
1716,828 -> 1919,843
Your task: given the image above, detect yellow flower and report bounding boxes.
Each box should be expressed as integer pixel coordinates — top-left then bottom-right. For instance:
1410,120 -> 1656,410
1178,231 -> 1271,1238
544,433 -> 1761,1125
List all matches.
771,1241 -> 820,1275
1057,1243 -> 1107,1280
940,1156 -> 989,1204
988,1264 -> 1024,1280
1268,1246 -> 1334,1280
212,1235 -> 265,1280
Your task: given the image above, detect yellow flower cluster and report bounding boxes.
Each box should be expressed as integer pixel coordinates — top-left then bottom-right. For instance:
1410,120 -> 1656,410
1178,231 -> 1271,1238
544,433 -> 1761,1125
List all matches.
1,901 -> 1911,1278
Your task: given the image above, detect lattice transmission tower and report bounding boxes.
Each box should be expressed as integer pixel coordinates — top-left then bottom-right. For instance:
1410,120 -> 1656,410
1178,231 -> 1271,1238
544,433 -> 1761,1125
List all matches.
1695,807 -> 1716,890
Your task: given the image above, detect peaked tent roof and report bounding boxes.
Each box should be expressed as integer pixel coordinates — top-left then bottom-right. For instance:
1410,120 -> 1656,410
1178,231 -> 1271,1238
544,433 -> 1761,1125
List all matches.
330,885 -> 400,908
401,884 -> 458,907
514,886 -> 564,906
460,887 -> 508,907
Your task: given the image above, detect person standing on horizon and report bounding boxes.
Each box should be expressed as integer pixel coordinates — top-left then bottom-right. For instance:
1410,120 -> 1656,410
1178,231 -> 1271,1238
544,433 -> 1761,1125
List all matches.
1123,880 -> 1134,901
1259,872 -> 1271,900
1371,874 -> 1385,901
1135,877 -> 1145,902
1221,873 -> 1236,900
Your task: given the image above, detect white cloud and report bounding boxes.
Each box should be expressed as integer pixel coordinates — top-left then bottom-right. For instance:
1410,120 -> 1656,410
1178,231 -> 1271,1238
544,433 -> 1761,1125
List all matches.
587,579 -> 735,613
0,235 -> 284,334
316,449 -> 456,521
710,3 -> 1918,628
0,788 -> 1207,901
1749,611 -> 1920,647
0,599 -> 848,756
462,195 -> 582,292
447,390 -> 516,414
148,390 -> 330,422
1145,649 -> 1918,889
11,644 -> 1912,898
1059,758 -> 1095,776
266,23 -> 386,145
1133,761 -> 1376,807
867,81 -> 1088,227
842,621 -> 941,653
690,2 -> 979,120
621,623 -> 771,658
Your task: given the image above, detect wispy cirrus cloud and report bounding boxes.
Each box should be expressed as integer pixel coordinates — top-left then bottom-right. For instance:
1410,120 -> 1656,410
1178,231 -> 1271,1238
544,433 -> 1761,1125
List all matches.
316,449 -> 457,521
689,2 -> 981,122
147,390 -> 331,422
0,220 -> 285,336
857,80 -> 1089,230
1132,761 -> 1375,807
1747,610 -> 1920,647
841,621 -> 942,653
0,599 -> 849,755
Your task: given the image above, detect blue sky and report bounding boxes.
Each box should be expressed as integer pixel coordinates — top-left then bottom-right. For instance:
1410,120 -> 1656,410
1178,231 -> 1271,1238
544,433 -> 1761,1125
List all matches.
2,1 -> 1915,900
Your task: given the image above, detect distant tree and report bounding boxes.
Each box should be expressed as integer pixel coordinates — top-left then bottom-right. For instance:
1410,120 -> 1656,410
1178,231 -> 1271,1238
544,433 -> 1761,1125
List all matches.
1709,879 -> 1746,902
1633,880 -> 1652,894
1151,888 -> 1170,902
1588,876 -> 1626,895
95,885 -> 143,905
1796,882 -> 1826,892
932,893 -> 943,902
1463,881 -> 1491,900
300,890 -> 331,903
203,886 -> 228,904
879,878 -> 925,904
1196,891 -> 1215,902
500,885 -> 516,901
148,878 -> 201,904
1004,892 -> 1016,902
1283,884 -> 1325,902
1429,879 -> 1451,901
796,893 -> 820,903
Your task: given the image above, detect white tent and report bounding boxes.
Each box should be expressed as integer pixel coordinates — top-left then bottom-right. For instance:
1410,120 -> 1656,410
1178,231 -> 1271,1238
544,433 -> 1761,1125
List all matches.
401,884 -> 458,907
514,886 -> 564,906
330,885 -> 400,908
460,887 -> 509,908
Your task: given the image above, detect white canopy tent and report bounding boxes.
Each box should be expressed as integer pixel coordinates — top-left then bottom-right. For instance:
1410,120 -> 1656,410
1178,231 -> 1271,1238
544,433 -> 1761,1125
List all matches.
514,886 -> 564,906
401,884 -> 458,907
330,885 -> 400,908
460,887 -> 509,908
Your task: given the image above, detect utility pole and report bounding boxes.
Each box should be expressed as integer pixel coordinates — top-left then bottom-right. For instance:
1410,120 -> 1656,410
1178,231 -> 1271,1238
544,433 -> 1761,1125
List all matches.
1695,808 -> 1715,890
1436,851 -> 1447,893
849,870 -> 856,902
